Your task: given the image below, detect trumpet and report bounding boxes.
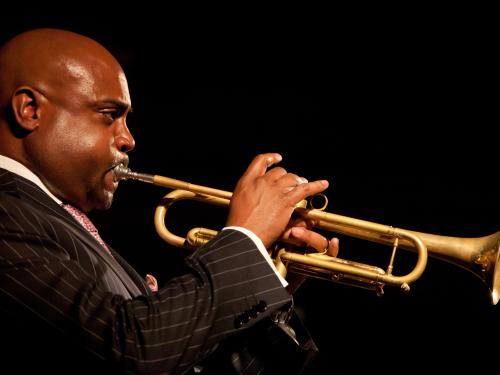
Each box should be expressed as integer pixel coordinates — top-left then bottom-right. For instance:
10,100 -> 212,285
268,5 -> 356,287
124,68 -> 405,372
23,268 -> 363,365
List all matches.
113,166 -> 500,304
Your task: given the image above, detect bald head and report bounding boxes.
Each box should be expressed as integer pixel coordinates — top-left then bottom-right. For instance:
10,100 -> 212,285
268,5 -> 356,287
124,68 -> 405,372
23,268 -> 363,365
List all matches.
0,29 -> 123,114
0,29 -> 135,211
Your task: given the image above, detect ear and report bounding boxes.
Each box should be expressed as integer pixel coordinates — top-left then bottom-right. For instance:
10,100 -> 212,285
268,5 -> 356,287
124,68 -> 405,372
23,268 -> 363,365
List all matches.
10,87 -> 42,132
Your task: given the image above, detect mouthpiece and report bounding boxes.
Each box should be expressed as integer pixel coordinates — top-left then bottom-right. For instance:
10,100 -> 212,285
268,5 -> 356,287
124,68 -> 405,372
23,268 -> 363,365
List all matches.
112,165 -> 155,184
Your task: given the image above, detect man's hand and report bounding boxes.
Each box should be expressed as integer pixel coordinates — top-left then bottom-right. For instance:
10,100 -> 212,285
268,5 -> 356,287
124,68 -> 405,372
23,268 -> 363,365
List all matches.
227,153 -> 329,249
280,221 -> 339,293
281,220 -> 339,258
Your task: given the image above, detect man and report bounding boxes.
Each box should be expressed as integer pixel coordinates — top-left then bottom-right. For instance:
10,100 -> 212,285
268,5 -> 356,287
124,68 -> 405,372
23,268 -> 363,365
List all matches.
0,29 -> 338,374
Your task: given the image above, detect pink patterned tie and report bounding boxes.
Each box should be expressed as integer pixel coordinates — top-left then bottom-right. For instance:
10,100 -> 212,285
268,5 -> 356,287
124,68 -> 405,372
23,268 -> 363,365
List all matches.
61,203 -> 159,292
61,203 -> 112,256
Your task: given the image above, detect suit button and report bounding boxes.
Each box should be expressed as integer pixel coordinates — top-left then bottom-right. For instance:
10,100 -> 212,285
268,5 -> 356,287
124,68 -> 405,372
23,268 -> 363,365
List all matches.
256,300 -> 267,312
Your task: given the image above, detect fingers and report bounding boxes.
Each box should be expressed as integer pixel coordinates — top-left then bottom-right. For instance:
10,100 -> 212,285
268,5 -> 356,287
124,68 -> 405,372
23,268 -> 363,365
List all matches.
286,179 -> 329,203
241,153 -> 282,182
241,153 -> 324,199
289,227 -> 323,249
242,154 -> 305,188
289,227 -> 339,257
230,153 -> 330,248
327,237 -> 340,257
279,174 -> 308,193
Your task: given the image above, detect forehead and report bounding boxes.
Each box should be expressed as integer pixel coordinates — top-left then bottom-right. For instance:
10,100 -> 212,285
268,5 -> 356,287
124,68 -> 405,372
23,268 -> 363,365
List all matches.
60,56 -> 131,106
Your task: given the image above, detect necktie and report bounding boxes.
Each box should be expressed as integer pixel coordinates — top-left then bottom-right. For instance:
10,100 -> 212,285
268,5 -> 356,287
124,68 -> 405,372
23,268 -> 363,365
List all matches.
61,203 -> 112,256
61,203 -> 159,293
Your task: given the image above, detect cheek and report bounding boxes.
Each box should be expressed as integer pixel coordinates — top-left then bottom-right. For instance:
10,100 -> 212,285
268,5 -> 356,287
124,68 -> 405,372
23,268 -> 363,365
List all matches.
49,117 -> 110,171
68,130 -> 101,154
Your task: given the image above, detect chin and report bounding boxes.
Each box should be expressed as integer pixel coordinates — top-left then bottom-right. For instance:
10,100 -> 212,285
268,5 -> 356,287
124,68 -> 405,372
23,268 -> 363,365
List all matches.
90,191 -> 114,211
100,200 -> 113,210
101,193 -> 114,210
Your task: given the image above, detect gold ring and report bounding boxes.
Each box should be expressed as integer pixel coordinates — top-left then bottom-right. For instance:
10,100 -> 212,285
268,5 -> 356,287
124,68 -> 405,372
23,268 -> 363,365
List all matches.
319,239 -> 330,255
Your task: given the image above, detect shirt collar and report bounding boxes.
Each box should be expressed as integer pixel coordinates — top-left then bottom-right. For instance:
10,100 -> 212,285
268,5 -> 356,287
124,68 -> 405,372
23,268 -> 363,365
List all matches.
0,154 -> 62,204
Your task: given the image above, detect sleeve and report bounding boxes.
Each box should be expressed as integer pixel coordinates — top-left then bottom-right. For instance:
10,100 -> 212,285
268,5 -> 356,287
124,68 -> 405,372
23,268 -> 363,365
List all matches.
223,226 -> 289,287
0,197 -> 291,374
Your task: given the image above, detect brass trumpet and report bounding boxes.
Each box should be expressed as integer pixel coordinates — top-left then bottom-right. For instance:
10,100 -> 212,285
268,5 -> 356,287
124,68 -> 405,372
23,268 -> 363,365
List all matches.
113,166 -> 500,304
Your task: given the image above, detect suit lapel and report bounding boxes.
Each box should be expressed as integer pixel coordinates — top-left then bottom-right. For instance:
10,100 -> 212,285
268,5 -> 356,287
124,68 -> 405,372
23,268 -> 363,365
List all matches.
0,168 -> 146,297
110,249 -> 152,296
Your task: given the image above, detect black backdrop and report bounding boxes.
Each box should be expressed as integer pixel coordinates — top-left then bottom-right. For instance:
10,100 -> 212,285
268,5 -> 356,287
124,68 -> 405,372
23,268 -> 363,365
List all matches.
1,14 -> 498,374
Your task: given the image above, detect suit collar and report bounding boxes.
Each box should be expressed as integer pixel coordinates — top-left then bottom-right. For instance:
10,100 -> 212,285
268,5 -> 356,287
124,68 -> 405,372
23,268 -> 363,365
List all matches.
0,155 -> 62,204
0,168 -> 71,224
0,168 -> 150,297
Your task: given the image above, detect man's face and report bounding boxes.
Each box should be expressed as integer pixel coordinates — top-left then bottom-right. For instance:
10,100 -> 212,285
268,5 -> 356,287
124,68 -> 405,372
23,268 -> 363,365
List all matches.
27,57 -> 135,211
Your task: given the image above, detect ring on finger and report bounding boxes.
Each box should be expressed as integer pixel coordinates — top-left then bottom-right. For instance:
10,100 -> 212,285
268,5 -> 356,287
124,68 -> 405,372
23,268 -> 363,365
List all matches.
319,239 -> 330,255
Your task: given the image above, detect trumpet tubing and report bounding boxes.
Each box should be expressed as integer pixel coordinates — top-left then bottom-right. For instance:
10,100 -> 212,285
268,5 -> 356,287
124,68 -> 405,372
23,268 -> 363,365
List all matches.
114,166 -> 500,304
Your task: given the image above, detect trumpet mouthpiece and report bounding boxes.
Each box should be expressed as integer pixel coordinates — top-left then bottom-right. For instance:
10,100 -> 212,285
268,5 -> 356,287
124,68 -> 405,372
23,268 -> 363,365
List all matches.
112,165 -> 131,182
112,165 -> 155,184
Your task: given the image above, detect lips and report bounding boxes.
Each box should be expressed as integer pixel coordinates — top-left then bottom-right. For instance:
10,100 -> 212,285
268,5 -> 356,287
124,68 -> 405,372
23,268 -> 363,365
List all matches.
104,169 -> 119,193
110,157 -> 129,171
105,157 -> 129,191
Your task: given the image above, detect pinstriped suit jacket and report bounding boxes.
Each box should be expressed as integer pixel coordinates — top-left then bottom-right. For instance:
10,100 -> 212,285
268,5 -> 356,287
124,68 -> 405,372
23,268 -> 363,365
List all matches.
0,168 -> 292,374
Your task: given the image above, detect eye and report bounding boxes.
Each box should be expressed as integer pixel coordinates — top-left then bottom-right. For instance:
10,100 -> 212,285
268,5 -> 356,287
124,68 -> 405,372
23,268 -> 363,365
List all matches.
100,110 -> 118,123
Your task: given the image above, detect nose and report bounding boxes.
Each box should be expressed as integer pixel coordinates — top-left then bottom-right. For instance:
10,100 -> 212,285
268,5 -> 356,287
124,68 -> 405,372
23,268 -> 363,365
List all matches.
115,120 -> 135,153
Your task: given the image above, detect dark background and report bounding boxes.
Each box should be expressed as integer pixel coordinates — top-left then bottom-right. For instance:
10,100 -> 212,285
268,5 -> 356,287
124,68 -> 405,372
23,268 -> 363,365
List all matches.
1,13 -> 498,373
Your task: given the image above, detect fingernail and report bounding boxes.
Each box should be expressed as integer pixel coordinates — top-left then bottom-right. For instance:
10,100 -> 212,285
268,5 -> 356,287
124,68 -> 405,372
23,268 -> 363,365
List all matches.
269,154 -> 282,162
267,154 -> 282,165
320,180 -> 328,186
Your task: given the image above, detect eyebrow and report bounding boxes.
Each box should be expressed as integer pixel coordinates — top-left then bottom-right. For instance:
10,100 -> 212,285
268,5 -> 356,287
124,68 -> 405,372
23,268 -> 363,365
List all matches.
95,99 -> 133,113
